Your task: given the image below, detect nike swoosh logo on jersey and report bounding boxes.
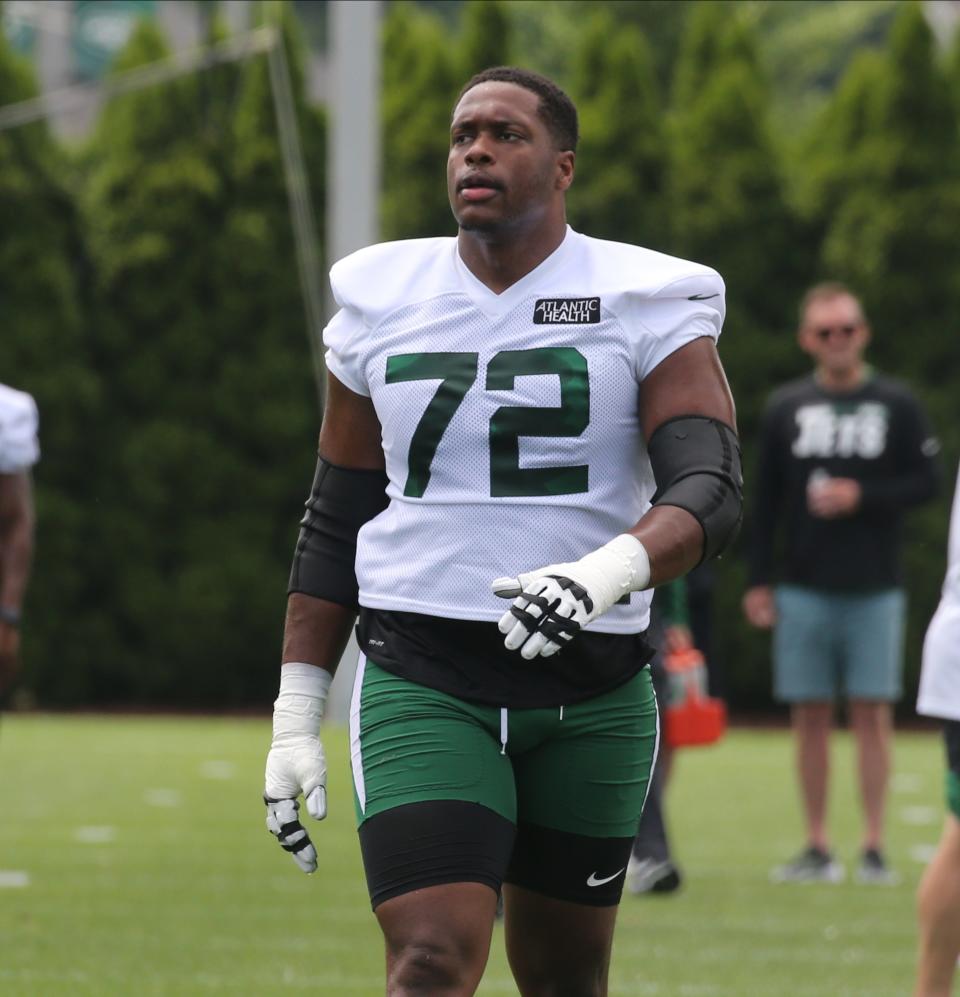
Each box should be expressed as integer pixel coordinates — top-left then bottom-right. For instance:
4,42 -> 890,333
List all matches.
687,293 -> 719,301
586,868 -> 625,887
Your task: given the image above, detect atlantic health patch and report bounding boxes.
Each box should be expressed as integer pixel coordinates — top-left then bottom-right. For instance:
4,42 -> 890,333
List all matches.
533,297 -> 601,324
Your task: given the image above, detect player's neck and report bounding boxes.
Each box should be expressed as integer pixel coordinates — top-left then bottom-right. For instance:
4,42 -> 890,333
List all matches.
457,215 -> 567,295
815,359 -> 868,392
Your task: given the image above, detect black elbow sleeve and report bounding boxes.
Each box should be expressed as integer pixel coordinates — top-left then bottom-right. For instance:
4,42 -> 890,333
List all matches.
288,458 -> 390,607
647,416 -> 743,562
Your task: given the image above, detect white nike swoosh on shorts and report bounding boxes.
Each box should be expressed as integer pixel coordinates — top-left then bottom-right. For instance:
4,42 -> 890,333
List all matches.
586,868 -> 625,887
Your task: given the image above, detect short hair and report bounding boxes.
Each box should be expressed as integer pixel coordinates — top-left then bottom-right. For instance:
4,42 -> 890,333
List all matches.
456,66 -> 579,152
798,281 -> 867,327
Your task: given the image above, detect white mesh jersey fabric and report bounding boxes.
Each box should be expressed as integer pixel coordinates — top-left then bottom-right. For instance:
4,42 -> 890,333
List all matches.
917,463 -> 960,721
323,228 -> 724,634
945,462 -> 960,606
0,384 -> 39,473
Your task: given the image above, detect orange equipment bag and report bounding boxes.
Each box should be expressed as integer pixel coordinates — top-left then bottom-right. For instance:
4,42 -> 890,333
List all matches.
663,647 -> 727,749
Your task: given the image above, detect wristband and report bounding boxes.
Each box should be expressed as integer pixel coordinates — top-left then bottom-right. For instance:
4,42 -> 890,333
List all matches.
271,662 -> 333,744
0,607 -> 21,628
602,534 -> 652,592
572,534 -> 651,613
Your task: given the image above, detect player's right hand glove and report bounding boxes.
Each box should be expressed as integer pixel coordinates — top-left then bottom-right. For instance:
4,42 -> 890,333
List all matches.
264,662 -> 332,874
491,534 -> 651,659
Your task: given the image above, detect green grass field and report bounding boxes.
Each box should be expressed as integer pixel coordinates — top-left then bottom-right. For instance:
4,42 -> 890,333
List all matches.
0,714 -> 948,995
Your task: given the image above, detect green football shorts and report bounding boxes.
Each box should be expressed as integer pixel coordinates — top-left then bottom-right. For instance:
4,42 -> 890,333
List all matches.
349,657 -> 658,838
947,721 -> 960,820
947,771 -> 960,820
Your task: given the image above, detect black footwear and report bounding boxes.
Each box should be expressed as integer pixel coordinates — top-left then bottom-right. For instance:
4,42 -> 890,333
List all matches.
626,857 -> 682,895
770,845 -> 844,883
855,847 -> 899,885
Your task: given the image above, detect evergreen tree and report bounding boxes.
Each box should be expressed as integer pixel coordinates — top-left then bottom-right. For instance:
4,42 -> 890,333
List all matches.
950,22 -> 960,110
794,49 -> 888,219
809,3 -> 960,412
811,3 -> 960,693
81,19 -> 231,703
568,13 -> 667,249
204,3 -> 325,704
671,0 -> 760,110
668,3 -> 809,382
0,26 -> 101,704
818,1 -> 960,355
381,3 -> 459,240
508,1 -> 690,97
756,1 -> 899,124
459,0 -> 512,78
78,8 -> 321,706
667,2 -> 813,706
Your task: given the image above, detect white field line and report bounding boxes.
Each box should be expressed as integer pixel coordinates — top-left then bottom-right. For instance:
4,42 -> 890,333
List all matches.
73,825 -> 116,844
144,788 -> 182,807
900,805 -> 939,825
200,760 -> 235,780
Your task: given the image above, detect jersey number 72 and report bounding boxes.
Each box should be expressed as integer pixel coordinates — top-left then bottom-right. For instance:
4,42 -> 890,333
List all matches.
385,347 -> 589,499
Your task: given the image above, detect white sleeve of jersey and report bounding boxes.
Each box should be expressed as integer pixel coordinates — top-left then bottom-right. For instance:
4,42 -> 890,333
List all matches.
0,387 -> 40,473
917,464 -> 960,721
627,270 -> 726,381
323,238 -> 454,398
322,305 -> 370,397
916,602 -> 960,721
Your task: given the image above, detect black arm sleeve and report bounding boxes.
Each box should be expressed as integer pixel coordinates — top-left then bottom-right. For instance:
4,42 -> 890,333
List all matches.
288,458 -> 390,608
858,394 -> 941,511
648,416 -> 743,563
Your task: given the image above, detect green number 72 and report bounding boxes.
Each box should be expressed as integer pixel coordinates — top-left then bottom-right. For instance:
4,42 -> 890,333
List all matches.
385,347 -> 589,499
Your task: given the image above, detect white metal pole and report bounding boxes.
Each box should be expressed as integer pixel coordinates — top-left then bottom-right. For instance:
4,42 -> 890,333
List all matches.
266,20 -> 327,409
326,0 -> 381,317
325,1 -> 381,724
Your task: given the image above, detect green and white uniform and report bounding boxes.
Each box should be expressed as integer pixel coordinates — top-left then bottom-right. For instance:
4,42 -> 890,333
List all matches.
0,384 -> 40,473
917,462 -> 960,723
917,462 -> 960,817
323,229 -> 725,901
326,226 -> 724,644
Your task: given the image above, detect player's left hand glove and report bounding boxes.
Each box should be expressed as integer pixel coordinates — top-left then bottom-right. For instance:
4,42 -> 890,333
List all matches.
491,534 -> 651,659
264,662 -> 332,874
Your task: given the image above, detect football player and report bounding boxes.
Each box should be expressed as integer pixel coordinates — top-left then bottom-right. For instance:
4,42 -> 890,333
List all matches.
0,383 -> 39,696
264,67 -> 741,995
915,461 -> 960,997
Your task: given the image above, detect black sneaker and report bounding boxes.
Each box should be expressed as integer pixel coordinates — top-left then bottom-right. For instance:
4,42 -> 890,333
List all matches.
855,847 -> 899,886
770,845 -> 844,884
626,857 -> 682,895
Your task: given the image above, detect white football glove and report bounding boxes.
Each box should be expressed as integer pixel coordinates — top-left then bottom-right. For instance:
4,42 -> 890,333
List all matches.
492,534 -> 651,660
264,662 -> 332,874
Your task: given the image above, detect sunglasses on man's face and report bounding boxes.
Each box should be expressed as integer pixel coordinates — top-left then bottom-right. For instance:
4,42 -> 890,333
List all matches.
815,323 -> 859,341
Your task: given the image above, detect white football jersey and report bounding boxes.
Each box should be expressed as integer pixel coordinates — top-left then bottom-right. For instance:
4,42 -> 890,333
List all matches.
0,383 -> 39,473
324,227 -> 725,634
917,462 -> 960,721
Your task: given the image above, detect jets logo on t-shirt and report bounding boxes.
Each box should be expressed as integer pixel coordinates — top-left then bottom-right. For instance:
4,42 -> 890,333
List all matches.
533,297 -> 601,324
792,402 -> 888,459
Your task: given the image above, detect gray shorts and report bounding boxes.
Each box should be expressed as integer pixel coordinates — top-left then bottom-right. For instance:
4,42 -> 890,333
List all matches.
773,585 -> 906,703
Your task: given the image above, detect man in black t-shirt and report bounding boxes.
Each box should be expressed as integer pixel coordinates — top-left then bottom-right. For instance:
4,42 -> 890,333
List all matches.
744,282 -> 939,886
